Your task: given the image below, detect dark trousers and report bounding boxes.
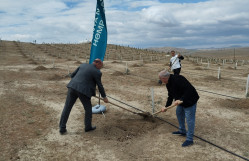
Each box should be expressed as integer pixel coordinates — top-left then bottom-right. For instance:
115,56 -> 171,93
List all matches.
59,88 -> 92,130
173,68 -> 181,75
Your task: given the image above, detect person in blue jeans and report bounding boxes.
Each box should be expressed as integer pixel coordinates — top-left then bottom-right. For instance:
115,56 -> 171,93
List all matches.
158,70 -> 199,147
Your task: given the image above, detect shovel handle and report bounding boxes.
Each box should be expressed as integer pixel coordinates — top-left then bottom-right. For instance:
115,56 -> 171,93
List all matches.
153,110 -> 163,115
153,101 -> 183,116
94,96 -> 138,114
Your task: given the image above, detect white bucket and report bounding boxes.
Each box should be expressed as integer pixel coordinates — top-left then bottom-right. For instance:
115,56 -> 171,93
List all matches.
92,104 -> 106,114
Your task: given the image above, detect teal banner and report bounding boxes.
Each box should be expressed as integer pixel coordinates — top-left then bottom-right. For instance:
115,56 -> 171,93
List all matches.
89,0 -> 107,64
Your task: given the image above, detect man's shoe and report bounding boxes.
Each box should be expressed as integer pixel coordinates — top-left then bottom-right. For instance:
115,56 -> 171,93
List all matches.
182,140 -> 193,147
172,131 -> 186,136
85,126 -> 96,132
59,128 -> 67,135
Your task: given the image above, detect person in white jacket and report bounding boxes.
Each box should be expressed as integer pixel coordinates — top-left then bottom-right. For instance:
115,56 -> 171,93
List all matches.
169,50 -> 184,75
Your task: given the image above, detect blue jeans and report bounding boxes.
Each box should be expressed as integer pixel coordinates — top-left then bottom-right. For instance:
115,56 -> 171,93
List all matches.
176,103 -> 197,141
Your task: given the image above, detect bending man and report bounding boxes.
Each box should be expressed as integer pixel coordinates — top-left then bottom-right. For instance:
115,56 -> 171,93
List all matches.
59,59 -> 108,134
159,70 -> 199,147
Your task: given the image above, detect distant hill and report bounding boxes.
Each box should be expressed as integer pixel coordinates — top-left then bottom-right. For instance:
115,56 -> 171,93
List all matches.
147,46 -> 249,59
147,47 -> 189,54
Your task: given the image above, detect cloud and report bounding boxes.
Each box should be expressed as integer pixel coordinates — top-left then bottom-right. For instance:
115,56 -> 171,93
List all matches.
0,0 -> 249,48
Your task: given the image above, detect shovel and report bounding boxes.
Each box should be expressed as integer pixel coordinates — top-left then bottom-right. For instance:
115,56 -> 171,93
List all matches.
94,96 -> 152,118
153,101 -> 183,116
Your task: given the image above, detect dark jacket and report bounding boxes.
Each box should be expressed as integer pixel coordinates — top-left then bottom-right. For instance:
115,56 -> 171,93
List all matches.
67,63 -> 106,98
166,74 -> 199,107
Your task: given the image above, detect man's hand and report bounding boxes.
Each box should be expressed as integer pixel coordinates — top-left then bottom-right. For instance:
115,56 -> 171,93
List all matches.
103,97 -> 109,103
161,107 -> 168,112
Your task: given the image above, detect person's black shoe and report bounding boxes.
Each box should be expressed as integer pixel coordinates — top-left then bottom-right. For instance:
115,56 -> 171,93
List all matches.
59,128 -> 67,135
172,131 -> 186,136
182,140 -> 194,147
85,126 -> 96,132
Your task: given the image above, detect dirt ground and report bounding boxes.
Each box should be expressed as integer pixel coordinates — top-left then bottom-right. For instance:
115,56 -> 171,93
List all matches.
0,41 -> 249,161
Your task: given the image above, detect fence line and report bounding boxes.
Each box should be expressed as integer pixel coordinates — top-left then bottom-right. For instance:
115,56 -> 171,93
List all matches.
181,70 -> 247,83
104,66 -> 245,99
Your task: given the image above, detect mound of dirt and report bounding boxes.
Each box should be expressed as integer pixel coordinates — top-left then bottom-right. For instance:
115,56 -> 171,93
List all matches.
219,98 -> 249,109
29,61 -> 38,65
112,61 -> 120,64
74,61 -> 82,64
28,59 -> 38,65
34,66 -> 47,70
131,64 -> 143,67
195,67 -> 203,70
204,76 -> 219,81
227,66 -> 236,70
102,119 -> 159,142
111,71 -> 124,76
46,74 -> 65,81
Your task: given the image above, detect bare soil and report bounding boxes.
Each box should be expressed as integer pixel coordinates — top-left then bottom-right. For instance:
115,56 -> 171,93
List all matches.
1,41 -> 249,161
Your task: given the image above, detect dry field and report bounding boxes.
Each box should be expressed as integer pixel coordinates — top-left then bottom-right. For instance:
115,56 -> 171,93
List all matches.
0,40 -> 249,161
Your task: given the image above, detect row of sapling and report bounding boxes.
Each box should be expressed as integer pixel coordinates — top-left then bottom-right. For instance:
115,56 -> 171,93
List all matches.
6,40 -> 249,98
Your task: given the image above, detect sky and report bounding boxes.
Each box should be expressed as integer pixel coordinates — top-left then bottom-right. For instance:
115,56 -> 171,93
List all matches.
0,0 -> 249,49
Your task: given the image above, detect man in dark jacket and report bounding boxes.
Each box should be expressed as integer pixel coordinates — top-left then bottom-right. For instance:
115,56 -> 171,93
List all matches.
59,59 -> 108,134
159,70 -> 199,147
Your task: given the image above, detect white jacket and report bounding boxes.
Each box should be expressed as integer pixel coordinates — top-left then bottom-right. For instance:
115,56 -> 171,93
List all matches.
170,54 -> 181,70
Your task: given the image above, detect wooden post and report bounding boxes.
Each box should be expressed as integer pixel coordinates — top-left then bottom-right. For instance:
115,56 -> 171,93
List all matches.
242,60 -> 245,66
218,67 -> 221,79
67,64 -> 70,75
125,62 -> 128,74
234,62 -> 237,70
43,55 -> 46,63
151,87 -> 155,113
246,74 -> 249,98
52,59 -> 55,68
